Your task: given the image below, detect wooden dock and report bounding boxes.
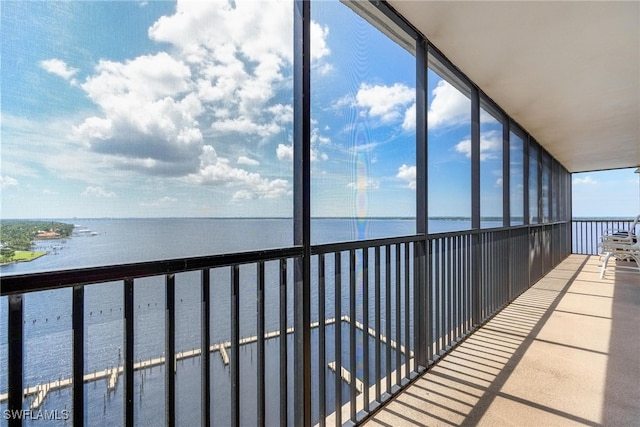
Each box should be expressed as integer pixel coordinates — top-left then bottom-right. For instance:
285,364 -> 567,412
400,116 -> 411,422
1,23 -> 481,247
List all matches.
0,314 -> 412,410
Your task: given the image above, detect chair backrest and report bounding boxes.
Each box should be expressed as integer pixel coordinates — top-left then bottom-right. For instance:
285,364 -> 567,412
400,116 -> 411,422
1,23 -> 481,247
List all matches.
631,214 -> 640,235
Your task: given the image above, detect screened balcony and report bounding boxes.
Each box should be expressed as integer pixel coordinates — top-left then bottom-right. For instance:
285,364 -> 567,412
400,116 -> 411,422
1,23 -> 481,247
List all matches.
1,1 -> 638,426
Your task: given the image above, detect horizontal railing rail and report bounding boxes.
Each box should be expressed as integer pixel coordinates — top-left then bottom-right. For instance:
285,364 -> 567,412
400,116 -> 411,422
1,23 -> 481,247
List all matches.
0,246 -> 305,296
572,219 -> 637,255
1,223 -> 572,426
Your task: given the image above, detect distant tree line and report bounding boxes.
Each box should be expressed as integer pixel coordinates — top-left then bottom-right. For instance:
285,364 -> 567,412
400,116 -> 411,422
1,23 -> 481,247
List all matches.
1,220 -> 74,251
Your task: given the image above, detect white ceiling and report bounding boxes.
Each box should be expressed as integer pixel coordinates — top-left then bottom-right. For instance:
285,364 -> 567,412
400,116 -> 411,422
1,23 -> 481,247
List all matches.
387,0 -> 640,173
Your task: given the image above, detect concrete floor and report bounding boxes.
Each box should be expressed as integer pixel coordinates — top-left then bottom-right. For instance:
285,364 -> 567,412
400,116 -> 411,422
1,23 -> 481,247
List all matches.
364,255 -> 640,427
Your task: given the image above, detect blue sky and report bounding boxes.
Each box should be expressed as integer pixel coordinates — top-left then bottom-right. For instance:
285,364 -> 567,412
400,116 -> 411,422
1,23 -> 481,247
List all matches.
1,1 -> 637,219
572,168 -> 639,218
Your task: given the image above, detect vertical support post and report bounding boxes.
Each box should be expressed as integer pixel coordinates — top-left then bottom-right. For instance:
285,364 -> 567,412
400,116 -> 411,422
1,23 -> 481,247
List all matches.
504,121 -> 513,300
231,266 -> 240,427
403,243 -> 410,380
257,263 -> 266,427
318,254 -> 326,426
394,244 -> 401,386
166,274 -> 176,427
73,286 -> 84,426
293,0 -> 311,426
124,279 -> 134,427
385,245 -> 391,394
537,145 -> 543,227
414,36 -> 428,371
8,294 -> 23,427
433,240 -> 440,356
471,86 -> 481,325
279,260 -> 288,427
374,247 -> 381,403
201,269 -> 211,427
523,135 -> 530,226
523,136 -> 531,285
349,250 -> 357,422
334,253 -> 342,426
362,248 -> 370,411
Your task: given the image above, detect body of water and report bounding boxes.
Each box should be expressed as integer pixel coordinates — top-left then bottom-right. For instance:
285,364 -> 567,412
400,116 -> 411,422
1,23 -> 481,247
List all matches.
0,217 -> 500,426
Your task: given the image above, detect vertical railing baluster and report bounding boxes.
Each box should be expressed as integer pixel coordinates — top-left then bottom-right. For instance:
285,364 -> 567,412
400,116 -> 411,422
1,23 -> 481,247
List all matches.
465,235 -> 471,333
231,266 -> 240,427
8,294 -> 23,427
446,238 -> 452,347
349,249 -> 356,422
404,243 -> 410,380
460,235 -> 465,335
201,269 -> 211,427
334,252 -> 342,427
496,232 -> 501,308
385,245 -> 391,394
495,232 -> 500,310
462,235 -> 468,334
427,239 -> 434,363
73,285 -> 84,427
362,248 -> 370,410
434,239 -> 440,357
453,237 -> 458,344
374,246 -> 381,403
257,262 -> 265,427
166,274 -> 176,427
395,243 -> 401,386
486,234 -> 491,316
124,279 -> 134,427
318,254 -> 326,427
279,259 -> 287,427
453,236 -> 459,341
458,236 -> 469,334
485,234 -> 489,316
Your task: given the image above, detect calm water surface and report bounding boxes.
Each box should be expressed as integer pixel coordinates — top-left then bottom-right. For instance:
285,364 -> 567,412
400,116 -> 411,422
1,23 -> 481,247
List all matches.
1,218 -> 482,426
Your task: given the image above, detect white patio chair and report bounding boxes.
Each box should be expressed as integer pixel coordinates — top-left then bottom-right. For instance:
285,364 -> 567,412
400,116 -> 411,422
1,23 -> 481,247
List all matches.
599,215 -> 640,278
601,214 -> 639,243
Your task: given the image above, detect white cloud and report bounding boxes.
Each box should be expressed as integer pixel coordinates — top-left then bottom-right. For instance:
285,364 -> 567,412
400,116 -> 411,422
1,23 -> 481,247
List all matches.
82,53 -> 192,103
187,145 -> 290,200
355,83 -> 415,124
231,178 -> 289,201
311,128 -> 330,146
211,117 -> 280,138
402,103 -> 416,132
74,53 -> 204,175
71,0 -> 330,187
40,58 -> 79,83
237,156 -> 259,166
496,177 -> 503,187
311,21 -> 330,61
396,164 -> 416,189
454,130 -> 502,161
276,144 -> 294,161
81,186 -> 116,198
276,142 -> 327,163
428,79 -> 470,128
0,176 -> 19,189
573,176 -> 597,185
